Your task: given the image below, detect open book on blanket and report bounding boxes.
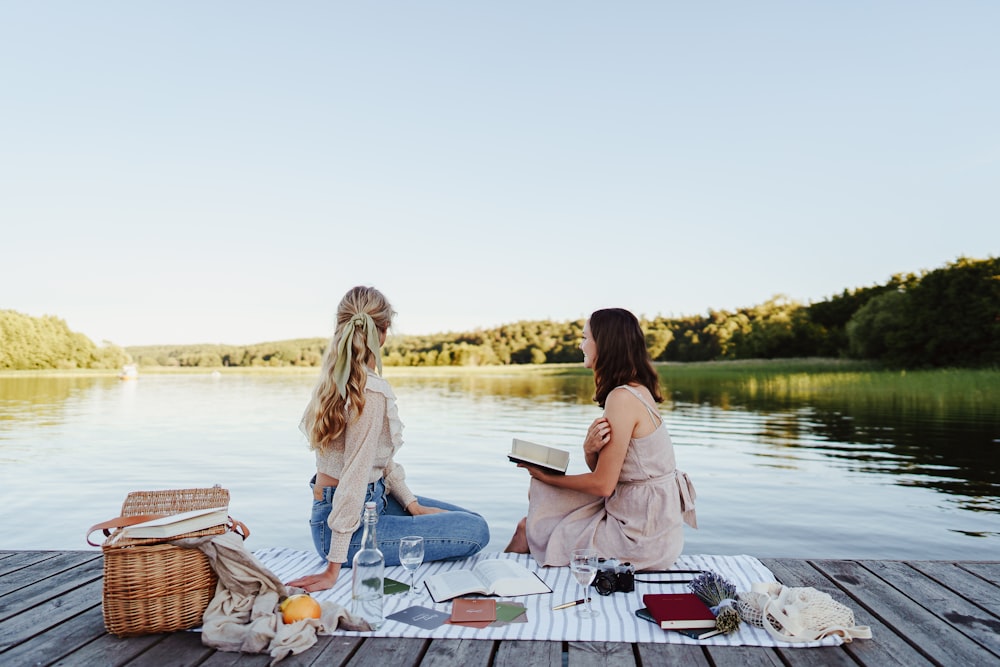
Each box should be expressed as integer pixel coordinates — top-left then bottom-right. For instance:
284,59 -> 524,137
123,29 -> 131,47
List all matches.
424,558 -> 552,603
507,438 -> 569,475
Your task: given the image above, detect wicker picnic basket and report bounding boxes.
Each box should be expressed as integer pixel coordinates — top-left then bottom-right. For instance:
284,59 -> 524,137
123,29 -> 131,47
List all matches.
95,486 -> 240,637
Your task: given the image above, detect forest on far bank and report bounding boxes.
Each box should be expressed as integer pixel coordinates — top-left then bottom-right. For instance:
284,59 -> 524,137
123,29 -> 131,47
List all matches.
2,257 -> 997,371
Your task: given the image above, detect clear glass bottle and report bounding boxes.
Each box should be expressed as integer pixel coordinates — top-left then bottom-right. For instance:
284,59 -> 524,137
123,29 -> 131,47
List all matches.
351,501 -> 384,629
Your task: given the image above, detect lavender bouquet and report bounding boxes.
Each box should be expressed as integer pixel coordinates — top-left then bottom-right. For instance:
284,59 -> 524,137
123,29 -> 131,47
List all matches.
689,571 -> 741,633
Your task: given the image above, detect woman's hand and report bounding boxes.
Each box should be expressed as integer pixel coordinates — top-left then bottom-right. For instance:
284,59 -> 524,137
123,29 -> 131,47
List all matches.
407,501 -> 447,516
584,417 -> 611,471
518,462 -> 555,484
286,561 -> 341,592
584,417 -> 612,456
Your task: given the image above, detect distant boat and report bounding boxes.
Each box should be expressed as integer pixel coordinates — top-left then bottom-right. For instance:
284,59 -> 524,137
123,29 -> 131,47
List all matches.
119,364 -> 138,381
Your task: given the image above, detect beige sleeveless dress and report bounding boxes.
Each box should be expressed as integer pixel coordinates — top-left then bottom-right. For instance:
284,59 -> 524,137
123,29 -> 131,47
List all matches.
525,385 -> 697,570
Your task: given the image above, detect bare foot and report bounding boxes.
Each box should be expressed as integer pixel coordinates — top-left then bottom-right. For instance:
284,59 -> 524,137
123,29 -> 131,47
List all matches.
504,517 -> 529,553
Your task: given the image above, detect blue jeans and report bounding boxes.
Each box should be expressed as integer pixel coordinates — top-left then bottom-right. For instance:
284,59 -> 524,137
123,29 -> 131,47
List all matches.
309,476 -> 490,566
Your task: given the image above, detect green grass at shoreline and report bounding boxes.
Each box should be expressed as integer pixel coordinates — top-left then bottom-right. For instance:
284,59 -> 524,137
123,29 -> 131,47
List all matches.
0,366 -> 318,378
657,357 -> 998,390
4,357 -> 995,388
654,358 -> 999,412
3,358 -> 995,419
0,358 -> 853,376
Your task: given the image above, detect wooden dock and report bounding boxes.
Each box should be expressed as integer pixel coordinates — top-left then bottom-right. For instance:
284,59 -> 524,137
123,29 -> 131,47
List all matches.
1,551 -> 997,666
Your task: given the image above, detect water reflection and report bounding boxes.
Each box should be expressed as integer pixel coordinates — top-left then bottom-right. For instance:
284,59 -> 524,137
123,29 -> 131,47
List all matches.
663,370 -> 1000,513
0,376 -> 136,468
388,371 -> 595,404
0,375 -> 110,429
367,368 -> 1000,515
0,369 -> 997,557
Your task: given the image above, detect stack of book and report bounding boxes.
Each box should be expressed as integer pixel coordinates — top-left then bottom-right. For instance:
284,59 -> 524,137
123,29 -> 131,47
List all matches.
638,593 -> 723,640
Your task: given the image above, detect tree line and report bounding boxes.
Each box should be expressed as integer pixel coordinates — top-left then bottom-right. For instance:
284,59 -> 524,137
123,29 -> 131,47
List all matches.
2,257 -> 996,371
0,311 -> 129,370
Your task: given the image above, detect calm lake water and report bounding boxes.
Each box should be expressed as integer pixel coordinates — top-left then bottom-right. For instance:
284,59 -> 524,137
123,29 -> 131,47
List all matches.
1,368 -> 998,560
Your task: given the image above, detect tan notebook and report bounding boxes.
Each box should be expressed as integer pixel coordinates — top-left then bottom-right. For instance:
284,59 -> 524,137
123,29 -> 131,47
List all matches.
449,598 -> 497,628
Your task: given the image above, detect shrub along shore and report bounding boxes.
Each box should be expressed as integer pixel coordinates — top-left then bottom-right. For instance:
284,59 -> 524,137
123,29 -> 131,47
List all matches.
3,257 -> 997,371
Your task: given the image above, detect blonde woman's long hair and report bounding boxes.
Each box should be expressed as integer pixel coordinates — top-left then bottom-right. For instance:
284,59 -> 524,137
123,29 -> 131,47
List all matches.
304,286 -> 395,451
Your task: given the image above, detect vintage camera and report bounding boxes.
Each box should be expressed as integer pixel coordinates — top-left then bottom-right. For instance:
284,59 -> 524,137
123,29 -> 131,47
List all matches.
592,558 -> 635,596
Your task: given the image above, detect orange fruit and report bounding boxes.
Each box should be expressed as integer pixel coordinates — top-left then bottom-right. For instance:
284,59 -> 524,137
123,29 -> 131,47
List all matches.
279,594 -> 322,623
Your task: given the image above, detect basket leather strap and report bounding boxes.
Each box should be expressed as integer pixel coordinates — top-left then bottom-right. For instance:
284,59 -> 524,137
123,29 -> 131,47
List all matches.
228,517 -> 250,540
86,514 -> 170,547
87,514 -> 250,547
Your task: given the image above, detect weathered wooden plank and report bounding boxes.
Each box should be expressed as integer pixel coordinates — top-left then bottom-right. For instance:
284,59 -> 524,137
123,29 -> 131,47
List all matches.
814,559 -> 999,666
0,578 -> 102,653
0,556 -> 103,620
858,559 -> 1000,658
635,642 -> 712,665
281,635 -> 364,666
705,646 -> 785,666
494,639 -> 561,666
907,560 -> 1000,615
566,640 -> 635,666
420,638 -> 495,666
0,604 -> 106,666
0,551 -> 62,577
340,637 -> 427,667
763,558 -> 932,667
114,629 -> 214,666
0,551 -> 101,598
956,562 -> 1000,587
776,646 -> 858,666
5,552 -> 1000,667
47,627 -> 164,666
199,646 -> 272,666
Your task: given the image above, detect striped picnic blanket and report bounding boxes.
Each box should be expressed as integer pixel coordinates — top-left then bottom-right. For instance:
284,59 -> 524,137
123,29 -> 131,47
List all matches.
253,548 -> 841,647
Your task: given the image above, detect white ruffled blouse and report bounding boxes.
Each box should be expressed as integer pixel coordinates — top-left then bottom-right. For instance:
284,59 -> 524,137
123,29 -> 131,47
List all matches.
314,371 -> 417,563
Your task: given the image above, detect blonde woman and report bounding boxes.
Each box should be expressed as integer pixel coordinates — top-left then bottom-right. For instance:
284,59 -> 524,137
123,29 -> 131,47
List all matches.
287,286 -> 489,592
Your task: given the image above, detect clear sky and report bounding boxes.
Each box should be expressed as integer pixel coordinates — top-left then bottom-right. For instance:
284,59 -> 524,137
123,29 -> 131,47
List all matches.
2,2 -> 997,347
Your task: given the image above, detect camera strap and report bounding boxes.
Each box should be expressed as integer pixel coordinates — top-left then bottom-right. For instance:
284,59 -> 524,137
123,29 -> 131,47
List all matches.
634,569 -> 705,584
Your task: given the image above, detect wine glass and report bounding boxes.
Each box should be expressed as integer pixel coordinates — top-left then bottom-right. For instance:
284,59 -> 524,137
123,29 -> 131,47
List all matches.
399,536 -> 424,597
570,548 -> 600,618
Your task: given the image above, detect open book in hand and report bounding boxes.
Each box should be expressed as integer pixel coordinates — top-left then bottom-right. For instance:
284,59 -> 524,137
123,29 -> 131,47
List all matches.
424,558 -> 552,603
117,506 -> 229,540
508,438 -> 569,475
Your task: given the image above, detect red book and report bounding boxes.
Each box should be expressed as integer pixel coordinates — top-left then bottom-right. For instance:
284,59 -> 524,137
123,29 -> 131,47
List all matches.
642,593 -> 717,630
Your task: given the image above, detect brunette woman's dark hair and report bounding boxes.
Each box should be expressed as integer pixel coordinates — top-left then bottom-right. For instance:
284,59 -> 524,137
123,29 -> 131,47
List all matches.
590,308 -> 663,408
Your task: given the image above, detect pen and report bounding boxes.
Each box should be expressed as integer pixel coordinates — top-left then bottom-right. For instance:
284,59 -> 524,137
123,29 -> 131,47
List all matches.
552,598 -> 586,610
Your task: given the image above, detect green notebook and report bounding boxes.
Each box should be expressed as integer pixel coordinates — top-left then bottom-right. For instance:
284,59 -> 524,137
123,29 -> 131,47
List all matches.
384,577 -> 410,595
494,602 -> 528,625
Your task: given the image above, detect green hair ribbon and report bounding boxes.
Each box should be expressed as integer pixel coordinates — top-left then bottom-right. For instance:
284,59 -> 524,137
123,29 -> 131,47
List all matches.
332,312 -> 382,398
